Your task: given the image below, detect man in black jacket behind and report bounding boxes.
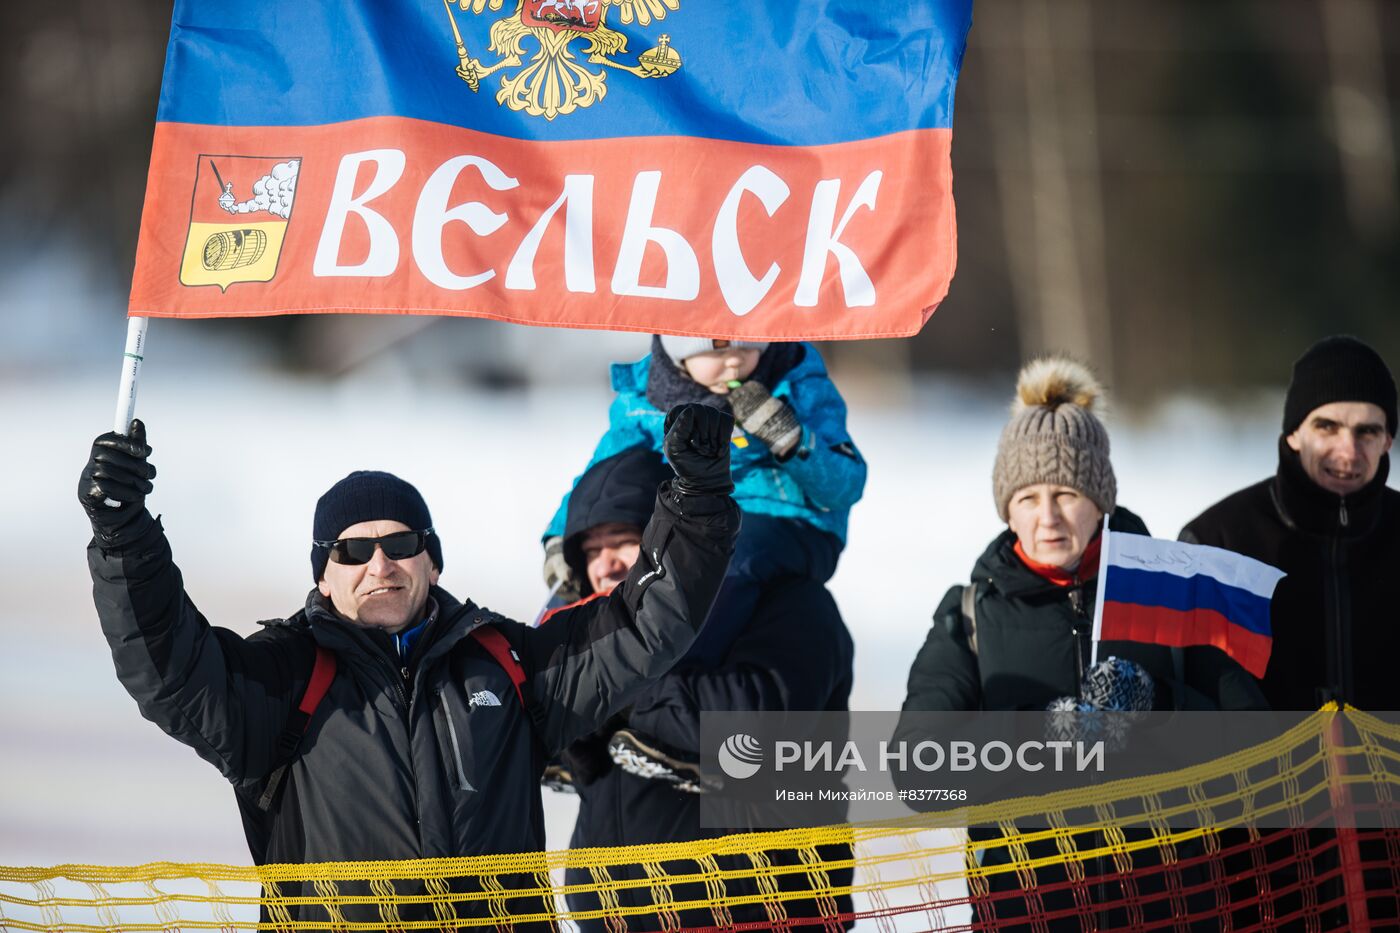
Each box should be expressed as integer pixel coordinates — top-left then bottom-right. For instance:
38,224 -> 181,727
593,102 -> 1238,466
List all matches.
1180,335 -> 1399,712
542,445 -> 855,931
77,405 -> 740,927
1180,334 -> 1400,929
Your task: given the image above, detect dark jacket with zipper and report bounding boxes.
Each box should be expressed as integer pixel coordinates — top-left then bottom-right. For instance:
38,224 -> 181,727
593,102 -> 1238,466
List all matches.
1181,442 -> 1400,711
899,507 -> 1266,932
88,481 -> 739,925
564,577 -> 856,931
902,506 -> 1269,715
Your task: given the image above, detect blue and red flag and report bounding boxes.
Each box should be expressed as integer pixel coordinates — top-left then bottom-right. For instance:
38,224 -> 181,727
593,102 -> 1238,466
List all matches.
129,1 -> 973,340
1091,528 -> 1286,679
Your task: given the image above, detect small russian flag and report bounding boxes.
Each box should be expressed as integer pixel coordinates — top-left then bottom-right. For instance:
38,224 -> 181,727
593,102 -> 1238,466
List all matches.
1091,523 -> 1286,679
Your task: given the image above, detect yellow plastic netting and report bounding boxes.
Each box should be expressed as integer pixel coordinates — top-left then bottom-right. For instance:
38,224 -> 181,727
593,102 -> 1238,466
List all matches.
3,706 -> 1398,931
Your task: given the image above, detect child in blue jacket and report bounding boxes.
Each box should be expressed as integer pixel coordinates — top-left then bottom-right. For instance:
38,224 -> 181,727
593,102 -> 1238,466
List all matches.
544,335 -> 866,664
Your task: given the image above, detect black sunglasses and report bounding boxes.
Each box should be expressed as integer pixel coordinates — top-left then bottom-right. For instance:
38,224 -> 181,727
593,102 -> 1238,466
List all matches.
313,529 -> 434,566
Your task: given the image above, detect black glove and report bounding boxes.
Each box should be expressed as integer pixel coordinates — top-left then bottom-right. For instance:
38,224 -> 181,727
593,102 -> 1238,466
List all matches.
662,403 -> 734,497
727,380 -> 802,459
78,419 -> 157,546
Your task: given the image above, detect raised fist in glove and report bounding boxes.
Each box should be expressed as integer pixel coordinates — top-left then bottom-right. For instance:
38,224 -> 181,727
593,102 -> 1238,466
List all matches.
78,419 -> 156,546
662,403 -> 734,497
727,380 -> 802,459
542,535 -> 583,603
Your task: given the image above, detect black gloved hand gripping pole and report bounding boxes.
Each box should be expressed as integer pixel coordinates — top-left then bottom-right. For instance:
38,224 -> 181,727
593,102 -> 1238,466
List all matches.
105,317 -> 150,507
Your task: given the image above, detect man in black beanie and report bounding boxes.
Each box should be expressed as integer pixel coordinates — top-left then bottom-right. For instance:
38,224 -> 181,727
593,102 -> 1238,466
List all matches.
1181,335 -> 1398,711
1181,337 -> 1400,931
78,405 -> 740,927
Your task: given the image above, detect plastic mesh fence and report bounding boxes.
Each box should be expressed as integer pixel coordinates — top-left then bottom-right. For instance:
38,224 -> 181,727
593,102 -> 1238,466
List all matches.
2,706 -> 1398,932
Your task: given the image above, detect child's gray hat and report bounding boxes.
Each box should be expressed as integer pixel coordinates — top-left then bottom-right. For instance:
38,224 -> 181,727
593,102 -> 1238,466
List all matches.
656,336 -> 770,365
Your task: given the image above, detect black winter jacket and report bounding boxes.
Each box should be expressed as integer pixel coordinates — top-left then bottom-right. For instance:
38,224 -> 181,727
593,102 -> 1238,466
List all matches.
88,483 -> 738,924
899,508 -> 1264,932
565,578 -> 856,931
903,507 -> 1268,714
1181,443 -> 1400,711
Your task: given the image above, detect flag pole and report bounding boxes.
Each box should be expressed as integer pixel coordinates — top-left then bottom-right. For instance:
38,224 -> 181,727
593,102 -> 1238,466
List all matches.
1089,513 -> 1110,666
113,316 -> 149,433
104,316 -> 149,507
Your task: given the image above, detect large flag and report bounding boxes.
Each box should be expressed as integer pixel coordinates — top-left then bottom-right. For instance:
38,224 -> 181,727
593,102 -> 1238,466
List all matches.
129,1 -> 973,340
1091,528 -> 1286,679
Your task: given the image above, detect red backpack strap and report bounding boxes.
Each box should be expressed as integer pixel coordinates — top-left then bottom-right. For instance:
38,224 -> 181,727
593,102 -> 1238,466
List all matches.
258,645 -> 337,812
298,646 -> 338,718
470,624 -> 527,709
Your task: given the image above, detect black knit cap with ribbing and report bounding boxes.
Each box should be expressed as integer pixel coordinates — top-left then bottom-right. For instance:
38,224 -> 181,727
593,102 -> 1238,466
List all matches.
310,471 -> 442,582
1283,335 -> 1397,437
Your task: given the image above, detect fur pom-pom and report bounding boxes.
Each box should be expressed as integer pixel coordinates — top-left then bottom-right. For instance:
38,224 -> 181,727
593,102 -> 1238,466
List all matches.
1013,357 -> 1104,413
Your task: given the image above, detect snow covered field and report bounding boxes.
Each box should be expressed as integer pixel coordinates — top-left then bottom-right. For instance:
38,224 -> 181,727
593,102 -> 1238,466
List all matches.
0,361 -> 1291,926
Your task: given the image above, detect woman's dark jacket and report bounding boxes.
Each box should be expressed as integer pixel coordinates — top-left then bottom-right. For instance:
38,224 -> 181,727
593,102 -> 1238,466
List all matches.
899,507 -> 1267,932
903,507 -> 1269,714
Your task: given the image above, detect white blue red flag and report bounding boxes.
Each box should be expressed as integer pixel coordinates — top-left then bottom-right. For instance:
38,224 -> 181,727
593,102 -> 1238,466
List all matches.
1091,528 -> 1285,679
129,1 -> 974,341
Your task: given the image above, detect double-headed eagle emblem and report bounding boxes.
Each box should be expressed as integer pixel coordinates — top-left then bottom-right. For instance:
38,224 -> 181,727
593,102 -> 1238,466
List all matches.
441,0 -> 682,120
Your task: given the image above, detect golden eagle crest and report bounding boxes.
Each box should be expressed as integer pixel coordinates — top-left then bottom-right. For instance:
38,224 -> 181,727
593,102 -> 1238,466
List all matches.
441,0 -> 682,121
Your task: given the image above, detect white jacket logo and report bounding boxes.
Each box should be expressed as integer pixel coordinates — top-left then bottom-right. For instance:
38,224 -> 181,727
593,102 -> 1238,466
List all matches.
469,690 -> 502,709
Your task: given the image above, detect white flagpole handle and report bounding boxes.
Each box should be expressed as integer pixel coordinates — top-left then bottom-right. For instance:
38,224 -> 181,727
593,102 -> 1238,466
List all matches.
1089,513 -> 1110,667
113,317 -> 149,434
105,316 -> 150,507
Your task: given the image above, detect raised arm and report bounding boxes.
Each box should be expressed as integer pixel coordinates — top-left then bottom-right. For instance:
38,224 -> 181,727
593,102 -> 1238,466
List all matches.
515,404 -> 742,753
80,421 -> 308,782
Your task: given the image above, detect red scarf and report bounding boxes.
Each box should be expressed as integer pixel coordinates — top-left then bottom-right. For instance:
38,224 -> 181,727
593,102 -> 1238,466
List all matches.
1013,533 -> 1103,587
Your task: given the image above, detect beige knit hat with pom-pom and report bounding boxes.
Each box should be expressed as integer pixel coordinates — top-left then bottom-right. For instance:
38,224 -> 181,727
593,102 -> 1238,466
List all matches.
992,357 -> 1116,521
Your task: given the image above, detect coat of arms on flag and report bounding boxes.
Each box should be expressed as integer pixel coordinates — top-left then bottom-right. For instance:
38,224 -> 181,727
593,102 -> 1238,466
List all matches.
442,0 -> 682,120
179,155 -> 301,291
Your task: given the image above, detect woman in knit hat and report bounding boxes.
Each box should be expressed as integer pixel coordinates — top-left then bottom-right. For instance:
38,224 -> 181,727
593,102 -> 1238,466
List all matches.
897,356 -> 1265,931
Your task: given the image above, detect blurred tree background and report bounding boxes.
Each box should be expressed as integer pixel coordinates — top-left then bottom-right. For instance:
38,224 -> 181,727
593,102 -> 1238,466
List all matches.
1,0 -> 1396,402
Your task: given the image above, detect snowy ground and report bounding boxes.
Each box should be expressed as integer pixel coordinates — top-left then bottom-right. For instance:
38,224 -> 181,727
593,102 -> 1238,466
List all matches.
0,364 -> 1291,927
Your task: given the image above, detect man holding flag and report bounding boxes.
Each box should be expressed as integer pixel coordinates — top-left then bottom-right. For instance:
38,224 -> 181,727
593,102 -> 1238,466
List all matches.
77,405 -> 739,926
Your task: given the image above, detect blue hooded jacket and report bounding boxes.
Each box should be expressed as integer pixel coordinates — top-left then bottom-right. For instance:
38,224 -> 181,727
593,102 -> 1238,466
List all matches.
546,343 -> 865,544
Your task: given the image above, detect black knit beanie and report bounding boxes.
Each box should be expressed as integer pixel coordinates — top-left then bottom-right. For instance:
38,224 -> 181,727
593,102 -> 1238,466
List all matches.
1283,335 -> 1397,437
311,471 -> 442,582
